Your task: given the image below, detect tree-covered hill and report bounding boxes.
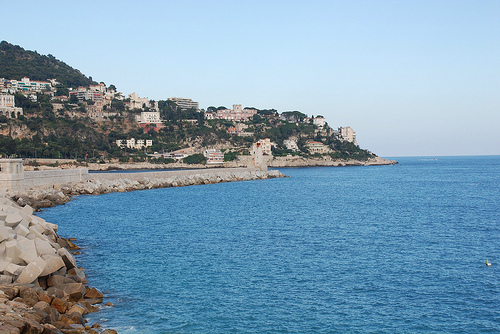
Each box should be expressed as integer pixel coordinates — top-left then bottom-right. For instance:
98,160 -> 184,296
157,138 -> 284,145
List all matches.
0,41 -> 95,88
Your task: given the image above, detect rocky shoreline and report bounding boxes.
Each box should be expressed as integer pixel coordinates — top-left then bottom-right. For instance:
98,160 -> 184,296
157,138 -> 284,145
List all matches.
0,197 -> 116,334
267,155 -> 397,167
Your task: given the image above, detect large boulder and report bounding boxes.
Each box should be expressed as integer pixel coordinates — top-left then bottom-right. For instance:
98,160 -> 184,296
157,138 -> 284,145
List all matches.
47,275 -> 75,287
84,287 -> 103,305
58,282 -> 86,301
50,296 -> 68,313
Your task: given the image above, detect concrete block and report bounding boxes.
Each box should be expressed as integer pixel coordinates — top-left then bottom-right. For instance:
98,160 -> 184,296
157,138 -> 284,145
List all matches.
19,218 -> 30,228
5,263 -> 25,276
30,223 -> 45,234
30,215 -> 44,226
40,255 -> 65,276
14,224 -> 29,238
18,238 -> 38,264
0,274 -> 13,284
5,240 -> 22,264
15,257 -> 46,284
0,257 -> 11,271
0,225 -> 9,242
29,226 -> 49,242
5,213 -> 23,228
44,221 -> 59,234
35,238 -> 57,256
20,205 -> 34,217
57,247 -> 76,269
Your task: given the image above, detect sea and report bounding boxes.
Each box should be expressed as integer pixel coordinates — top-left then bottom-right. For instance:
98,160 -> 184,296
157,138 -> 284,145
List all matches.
37,156 -> 500,333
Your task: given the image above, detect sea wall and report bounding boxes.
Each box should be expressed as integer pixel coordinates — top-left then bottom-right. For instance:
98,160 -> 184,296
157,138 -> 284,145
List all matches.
11,169 -> 287,210
0,158 -> 88,193
23,169 -> 89,189
0,196 -> 115,333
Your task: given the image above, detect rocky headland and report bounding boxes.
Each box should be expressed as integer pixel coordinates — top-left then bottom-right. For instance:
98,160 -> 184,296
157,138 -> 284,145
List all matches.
267,155 -> 397,167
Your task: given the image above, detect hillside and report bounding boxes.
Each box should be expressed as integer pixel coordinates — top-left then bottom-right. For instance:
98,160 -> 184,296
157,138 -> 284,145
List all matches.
0,42 -> 383,167
0,41 -> 94,88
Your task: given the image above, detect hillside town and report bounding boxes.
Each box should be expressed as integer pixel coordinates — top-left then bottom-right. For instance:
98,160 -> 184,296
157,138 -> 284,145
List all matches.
0,75 -> 366,166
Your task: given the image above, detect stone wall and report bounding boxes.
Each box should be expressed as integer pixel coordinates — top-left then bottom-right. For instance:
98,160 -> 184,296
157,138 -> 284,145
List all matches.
0,158 -> 88,193
23,169 -> 88,189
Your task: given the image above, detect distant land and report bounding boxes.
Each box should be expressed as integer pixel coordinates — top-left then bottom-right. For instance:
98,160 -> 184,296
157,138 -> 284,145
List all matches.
0,41 -> 396,169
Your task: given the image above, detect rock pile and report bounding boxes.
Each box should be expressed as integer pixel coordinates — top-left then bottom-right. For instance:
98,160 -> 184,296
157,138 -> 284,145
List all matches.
0,197 -> 115,333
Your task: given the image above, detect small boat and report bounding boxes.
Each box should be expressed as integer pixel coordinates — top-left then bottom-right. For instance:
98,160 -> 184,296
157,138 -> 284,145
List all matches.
486,259 -> 492,266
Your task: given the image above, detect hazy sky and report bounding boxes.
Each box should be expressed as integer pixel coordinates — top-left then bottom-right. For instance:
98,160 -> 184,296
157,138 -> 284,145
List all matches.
3,0 -> 499,157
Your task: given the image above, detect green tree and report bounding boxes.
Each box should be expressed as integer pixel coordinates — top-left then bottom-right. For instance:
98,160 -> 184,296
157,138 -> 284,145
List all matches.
183,153 -> 206,164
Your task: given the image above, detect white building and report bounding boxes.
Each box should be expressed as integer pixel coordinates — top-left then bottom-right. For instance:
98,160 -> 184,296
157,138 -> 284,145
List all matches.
0,94 -> 23,118
211,104 -> 258,121
313,116 -> 326,128
339,126 -> 358,145
253,138 -> 272,156
204,149 -> 224,164
8,77 -> 52,93
283,139 -> 299,151
305,140 -> 330,154
137,111 -> 162,123
168,97 -> 199,110
69,87 -> 102,102
89,83 -> 107,93
128,92 -> 156,110
116,138 -> 153,149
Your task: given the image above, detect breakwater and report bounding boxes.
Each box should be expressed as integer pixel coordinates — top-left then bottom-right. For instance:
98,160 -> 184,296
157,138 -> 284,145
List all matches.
10,168 -> 286,210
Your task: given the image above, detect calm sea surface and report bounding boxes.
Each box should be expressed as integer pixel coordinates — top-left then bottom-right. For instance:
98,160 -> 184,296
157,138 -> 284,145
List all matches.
38,156 -> 500,333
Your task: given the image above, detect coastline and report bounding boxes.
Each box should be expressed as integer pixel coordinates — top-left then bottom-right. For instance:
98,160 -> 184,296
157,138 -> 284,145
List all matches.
22,156 -> 397,172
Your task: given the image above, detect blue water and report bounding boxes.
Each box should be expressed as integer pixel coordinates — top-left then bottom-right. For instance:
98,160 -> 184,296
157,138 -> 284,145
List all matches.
38,156 -> 500,333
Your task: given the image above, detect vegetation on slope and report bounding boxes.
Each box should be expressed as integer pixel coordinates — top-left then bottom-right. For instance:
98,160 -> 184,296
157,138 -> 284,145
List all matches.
0,41 -> 95,87
0,41 -> 376,163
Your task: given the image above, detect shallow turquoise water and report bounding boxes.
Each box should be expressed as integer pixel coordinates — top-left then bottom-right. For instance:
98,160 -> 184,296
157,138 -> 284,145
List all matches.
38,156 -> 500,333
